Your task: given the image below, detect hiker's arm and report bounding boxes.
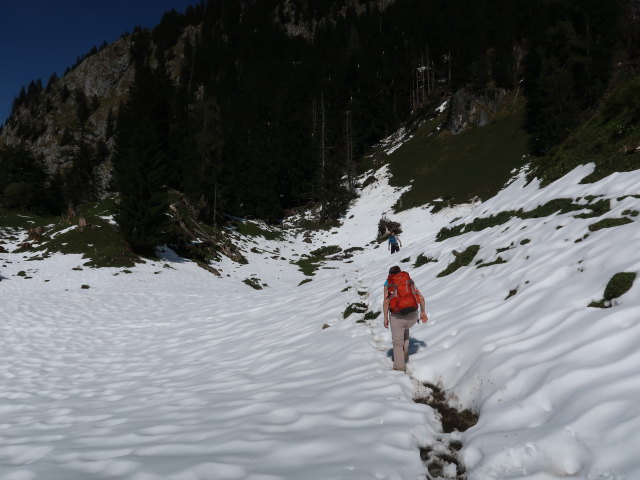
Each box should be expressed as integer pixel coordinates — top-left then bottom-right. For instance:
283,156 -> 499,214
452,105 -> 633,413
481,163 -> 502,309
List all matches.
398,237 -> 403,247
415,287 -> 428,323
383,286 -> 390,328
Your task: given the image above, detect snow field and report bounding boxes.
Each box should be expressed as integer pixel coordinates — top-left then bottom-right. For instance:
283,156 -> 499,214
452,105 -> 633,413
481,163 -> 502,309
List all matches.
0,243 -> 429,479
353,165 -> 640,480
1,162 -> 640,479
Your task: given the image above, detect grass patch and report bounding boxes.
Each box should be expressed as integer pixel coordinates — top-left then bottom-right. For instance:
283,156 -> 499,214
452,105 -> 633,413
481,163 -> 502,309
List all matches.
436,197 -> 612,242
243,277 -> 263,290
233,220 -> 284,240
363,310 -> 381,320
298,278 -> 312,286
293,257 -> 322,276
2,200 -> 139,268
343,302 -> 368,319
589,272 -> 636,308
414,253 -> 437,268
477,257 -> 507,268
436,210 -> 515,241
604,272 -> 636,300
588,217 -> 633,232
437,245 -> 480,277
293,245 -> 342,276
573,199 -> 611,219
0,207 -> 55,228
575,234 -> 590,243
589,299 -> 608,308
310,245 -> 342,257
531,73 -> 640,185
388,98 -> 529,211
294,217 -> 341,232
505,288 -> 517,300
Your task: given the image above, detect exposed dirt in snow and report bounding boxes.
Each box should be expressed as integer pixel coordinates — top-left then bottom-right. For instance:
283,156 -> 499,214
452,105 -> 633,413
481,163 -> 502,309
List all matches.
414,383 -> 478,479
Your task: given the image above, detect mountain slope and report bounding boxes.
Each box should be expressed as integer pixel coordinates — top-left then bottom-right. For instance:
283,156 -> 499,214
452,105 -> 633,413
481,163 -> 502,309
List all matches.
1,158 -> 640,479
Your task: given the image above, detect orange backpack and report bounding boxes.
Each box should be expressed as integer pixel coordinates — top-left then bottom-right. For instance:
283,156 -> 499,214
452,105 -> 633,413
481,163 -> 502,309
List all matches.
387,271 -> 419,314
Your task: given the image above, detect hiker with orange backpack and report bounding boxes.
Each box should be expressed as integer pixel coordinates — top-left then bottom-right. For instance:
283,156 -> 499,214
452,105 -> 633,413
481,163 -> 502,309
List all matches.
383,266 -> 428,372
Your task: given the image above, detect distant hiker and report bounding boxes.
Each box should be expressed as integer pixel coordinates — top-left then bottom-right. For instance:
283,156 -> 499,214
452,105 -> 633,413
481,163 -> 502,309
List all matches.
388,231 -> 402,254
383,266 -> 428,372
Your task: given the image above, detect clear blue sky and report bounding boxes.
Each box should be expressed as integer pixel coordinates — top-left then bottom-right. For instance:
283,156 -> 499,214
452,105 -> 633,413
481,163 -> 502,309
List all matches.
0,0 -> 199,124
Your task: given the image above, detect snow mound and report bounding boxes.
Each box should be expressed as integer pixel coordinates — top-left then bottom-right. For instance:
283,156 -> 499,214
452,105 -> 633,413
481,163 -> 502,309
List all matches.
1,163 -> 640,479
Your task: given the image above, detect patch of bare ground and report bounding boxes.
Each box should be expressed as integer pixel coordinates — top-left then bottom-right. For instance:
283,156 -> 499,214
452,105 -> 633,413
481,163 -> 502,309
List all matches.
414,383 -> 478,479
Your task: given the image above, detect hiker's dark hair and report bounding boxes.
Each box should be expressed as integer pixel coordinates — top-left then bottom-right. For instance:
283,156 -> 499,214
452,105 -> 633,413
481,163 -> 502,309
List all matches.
389,266 -> 401,275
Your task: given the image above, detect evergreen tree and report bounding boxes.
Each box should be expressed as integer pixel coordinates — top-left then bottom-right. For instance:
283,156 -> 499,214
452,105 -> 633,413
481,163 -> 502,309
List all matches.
0,145 -> 59,213
113,37 -> 171,254
16,0 -> 628,227
57,88 -> 98,204
114,118 -> 169,255
524,0 -> 623,154
172,85 -> 225,222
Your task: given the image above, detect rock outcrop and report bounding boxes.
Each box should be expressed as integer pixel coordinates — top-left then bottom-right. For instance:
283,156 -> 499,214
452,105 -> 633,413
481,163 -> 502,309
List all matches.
446,88 -> 509,135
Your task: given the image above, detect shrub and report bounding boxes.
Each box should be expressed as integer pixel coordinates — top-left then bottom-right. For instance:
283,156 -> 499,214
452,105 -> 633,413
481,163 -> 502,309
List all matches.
589,272 -> 636,308
477,257 -> 507,268
437,245 -> 480,277
588,217 -> 633,232
343,302 -> 368,318
361,176 -> 376,188
414,253 -> 437,268
604,272 -> 636,301
364,311 -> 381,320
3,182 -> 39,210
243,278 -> 263,290
310,245 -> 342,257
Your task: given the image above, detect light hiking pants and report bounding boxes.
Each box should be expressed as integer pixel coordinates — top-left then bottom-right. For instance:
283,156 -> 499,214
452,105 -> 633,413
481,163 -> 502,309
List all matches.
390,310 -> 419,371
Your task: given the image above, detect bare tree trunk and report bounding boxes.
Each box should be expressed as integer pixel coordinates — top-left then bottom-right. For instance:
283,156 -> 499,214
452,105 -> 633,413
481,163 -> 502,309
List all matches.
420,54 -> 425,106
213,182 -> 218,223
320,92 -> 326,219
311,100 -> 317,200
426,45 -> 431,96
416,68 -> 419,108
431,60 -> 435,95
345,110 -> 355,193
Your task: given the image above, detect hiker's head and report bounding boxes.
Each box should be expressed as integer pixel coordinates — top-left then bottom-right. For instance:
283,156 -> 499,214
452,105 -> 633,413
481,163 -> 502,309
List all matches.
389,266 -> 401,275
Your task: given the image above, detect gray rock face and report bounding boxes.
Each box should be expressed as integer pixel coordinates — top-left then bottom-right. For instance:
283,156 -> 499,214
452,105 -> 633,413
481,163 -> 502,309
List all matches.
446,88 -> 507,135
0,26 -> 197,198
0,36 -> 135,194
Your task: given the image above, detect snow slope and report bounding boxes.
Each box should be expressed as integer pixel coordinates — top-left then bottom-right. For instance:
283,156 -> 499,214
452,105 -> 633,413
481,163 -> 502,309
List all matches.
1,163 -> 640,480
